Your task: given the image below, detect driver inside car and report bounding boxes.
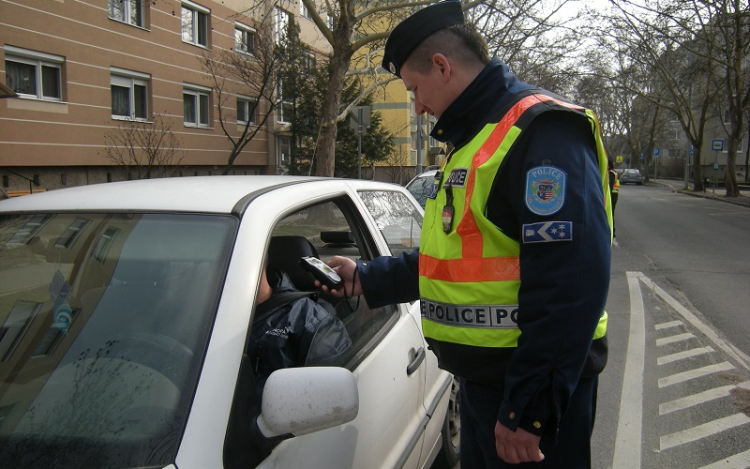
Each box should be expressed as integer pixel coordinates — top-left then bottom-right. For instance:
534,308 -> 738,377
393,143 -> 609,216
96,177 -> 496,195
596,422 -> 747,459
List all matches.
248,264 -> 352,400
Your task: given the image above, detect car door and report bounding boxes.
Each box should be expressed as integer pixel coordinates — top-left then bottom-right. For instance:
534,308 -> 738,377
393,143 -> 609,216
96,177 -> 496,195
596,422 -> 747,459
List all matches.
356,187 -> 454,468
219,184 -> 429,469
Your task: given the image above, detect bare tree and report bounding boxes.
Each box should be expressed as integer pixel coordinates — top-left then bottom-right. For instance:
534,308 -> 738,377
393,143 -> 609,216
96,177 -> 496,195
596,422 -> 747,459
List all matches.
591,0 -> 749,195
199,12 -> 307,175
102,113 -> 183,180
234,0 -> 581,177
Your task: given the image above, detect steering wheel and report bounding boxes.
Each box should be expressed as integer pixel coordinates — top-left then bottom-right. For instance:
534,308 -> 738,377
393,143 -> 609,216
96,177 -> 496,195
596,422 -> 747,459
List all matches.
111,332 -> 194,385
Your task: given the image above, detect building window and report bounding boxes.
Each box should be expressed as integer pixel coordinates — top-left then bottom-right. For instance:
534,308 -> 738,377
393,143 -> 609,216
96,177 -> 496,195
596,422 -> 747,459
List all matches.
4,46 -> 63,101
184,85 -> 211,127
55,218 -> 91,249
277,136 -> 291,167
237,97 -> 256,125
181,0 -> 209,47
277,80 -> 293,124
235,23 -> 255,55
108,0 -> 144,27
274,8 -> 290,44
300,0 -> 310,19
303,52 -> 316,71
0,301 -> 42,361
91,227 -> 119,263
111,68 -> 149,120
327,12 -> 335,30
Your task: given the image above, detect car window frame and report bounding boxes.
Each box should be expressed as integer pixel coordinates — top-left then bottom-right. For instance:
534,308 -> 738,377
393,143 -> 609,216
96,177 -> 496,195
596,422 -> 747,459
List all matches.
224,193 -> 401,468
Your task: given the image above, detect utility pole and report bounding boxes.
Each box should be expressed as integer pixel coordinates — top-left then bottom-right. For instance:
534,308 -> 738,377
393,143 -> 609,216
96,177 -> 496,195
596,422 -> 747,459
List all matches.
350,106 -> 370,179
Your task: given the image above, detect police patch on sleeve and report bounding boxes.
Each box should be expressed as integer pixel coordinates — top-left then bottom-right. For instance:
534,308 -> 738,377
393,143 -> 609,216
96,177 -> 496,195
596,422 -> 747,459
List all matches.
522,221 -> 573,243
525,165 -> 567,216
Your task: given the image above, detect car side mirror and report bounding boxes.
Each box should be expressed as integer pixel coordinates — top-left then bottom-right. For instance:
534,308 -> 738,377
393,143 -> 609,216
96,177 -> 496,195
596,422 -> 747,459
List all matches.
256,367 -> 359,438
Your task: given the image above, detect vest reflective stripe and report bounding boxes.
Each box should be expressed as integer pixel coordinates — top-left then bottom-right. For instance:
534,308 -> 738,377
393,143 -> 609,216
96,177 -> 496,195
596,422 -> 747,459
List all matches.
419,253 -> 519,282
420,91 -> 610,349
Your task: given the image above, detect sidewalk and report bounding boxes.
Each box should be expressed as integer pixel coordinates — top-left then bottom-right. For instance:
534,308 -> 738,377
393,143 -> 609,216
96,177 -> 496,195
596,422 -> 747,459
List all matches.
651,179 -> 750,209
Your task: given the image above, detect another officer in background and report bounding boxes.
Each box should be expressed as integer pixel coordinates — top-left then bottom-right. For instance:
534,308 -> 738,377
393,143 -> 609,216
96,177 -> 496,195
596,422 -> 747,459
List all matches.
608,159 -> 620,238
322,1 -> 613,467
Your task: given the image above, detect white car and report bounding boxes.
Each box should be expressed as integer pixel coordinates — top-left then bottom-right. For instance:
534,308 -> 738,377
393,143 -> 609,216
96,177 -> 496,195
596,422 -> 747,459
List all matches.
0,176 -> 459,469
405,169 -> 439,209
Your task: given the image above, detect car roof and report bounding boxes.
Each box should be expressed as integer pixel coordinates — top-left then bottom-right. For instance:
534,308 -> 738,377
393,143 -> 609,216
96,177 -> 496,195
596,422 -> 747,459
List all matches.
0,176 -> 400,215
406,169 -> 438,186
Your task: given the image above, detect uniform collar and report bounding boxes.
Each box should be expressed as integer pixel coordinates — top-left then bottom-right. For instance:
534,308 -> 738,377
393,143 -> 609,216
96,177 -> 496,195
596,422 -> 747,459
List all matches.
430,58 -> 533,148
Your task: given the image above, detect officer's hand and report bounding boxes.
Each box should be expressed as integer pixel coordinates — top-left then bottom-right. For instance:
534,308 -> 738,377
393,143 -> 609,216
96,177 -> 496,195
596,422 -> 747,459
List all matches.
495,421 -> 544,464
316,256 -> 362,298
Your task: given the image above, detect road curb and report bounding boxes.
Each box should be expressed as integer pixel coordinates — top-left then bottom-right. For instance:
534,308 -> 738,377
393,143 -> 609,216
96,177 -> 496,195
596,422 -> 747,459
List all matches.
651,180 -> 750,209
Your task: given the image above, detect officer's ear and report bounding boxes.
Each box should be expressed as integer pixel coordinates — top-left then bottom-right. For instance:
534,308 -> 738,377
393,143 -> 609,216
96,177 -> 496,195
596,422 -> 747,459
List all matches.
432,53 -> 452,82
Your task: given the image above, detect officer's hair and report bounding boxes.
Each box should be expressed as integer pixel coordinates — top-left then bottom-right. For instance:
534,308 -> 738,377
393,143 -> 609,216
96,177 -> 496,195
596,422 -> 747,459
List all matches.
406,24 -> 490,75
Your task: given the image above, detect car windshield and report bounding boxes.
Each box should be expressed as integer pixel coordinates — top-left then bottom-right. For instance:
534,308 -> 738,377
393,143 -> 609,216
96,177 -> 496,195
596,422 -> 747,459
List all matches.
0,212 -> 236,469
406,173 -> 436,208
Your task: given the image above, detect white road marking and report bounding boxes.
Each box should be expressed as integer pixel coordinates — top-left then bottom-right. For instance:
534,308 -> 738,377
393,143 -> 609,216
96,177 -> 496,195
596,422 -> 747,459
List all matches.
659,381 -> 750,415
657,346 -> 714,365
612,272 -> 646,469
655,320 -> 683,330
658,362 -> 735,388
638,275 -> 750,372
694,448 -> 750,469
656,332 -> 695,346
660,413 -> 750,450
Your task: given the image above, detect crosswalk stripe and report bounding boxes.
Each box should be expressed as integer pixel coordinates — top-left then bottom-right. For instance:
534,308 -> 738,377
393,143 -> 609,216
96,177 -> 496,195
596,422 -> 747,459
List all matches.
658,362 -> 735,388
657,346 -> 714,365
660,413 -> 750,450
656,332 -> 695,346
659,382 -> 750,415
655,320 -> 683,330
694,448 -> 750,469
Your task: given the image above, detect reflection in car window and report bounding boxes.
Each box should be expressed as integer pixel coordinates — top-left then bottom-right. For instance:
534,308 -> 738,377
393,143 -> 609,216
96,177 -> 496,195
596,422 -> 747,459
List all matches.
358,190 -> 422,257
407,176 -> 434,208
0,213 -> 236,469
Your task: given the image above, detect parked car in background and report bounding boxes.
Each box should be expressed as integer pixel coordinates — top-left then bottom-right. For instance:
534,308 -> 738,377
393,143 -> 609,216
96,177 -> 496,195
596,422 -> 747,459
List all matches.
406,169 -> 439,208
0,176 -> 459,469
620,168 -> 645,185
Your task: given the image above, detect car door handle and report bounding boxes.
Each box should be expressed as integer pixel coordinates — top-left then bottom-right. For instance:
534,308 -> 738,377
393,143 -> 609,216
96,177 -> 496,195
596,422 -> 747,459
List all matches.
407,347 -> 426,375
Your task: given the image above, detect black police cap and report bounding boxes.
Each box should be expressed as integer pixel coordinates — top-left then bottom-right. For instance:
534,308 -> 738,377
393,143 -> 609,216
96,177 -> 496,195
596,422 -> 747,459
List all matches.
382,0 -> 465,78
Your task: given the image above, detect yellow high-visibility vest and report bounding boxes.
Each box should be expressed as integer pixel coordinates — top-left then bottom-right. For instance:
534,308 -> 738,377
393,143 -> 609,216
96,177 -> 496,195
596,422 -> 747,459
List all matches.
419,92 -> 611,349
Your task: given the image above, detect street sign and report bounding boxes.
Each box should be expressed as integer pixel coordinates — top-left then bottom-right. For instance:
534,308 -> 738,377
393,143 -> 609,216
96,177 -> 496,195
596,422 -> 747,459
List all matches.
689,147 -> 694,156
711,139 -> 724,151
653,148 -> 660,157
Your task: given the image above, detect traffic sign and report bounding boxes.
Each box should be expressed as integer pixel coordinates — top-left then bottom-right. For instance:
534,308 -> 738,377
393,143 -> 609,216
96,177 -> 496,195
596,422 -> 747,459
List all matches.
653,148 -> 660,157
711,139 -> 724,151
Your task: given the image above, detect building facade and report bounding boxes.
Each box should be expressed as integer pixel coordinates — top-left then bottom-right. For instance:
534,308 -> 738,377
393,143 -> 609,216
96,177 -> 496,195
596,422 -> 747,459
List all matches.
1,0 -> 332,194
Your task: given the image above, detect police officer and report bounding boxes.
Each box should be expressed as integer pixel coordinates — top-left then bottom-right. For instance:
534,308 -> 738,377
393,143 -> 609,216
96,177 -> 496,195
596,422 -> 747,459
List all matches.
322,1 -> 613,467
608,159 -> 620,238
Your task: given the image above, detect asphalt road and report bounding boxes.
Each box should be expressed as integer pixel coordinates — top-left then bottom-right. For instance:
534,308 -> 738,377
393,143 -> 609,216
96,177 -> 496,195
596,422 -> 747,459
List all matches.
593,182 -> 750,469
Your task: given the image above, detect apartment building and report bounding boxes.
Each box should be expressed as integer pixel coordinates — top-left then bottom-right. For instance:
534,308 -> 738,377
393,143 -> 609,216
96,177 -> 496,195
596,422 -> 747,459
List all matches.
1,0 -> 329,194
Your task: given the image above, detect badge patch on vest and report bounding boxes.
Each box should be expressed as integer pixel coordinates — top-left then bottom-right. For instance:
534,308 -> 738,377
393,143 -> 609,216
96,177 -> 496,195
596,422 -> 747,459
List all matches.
445,168 -> 468,187
525,165 -> 567,216
522,221 -> 573,243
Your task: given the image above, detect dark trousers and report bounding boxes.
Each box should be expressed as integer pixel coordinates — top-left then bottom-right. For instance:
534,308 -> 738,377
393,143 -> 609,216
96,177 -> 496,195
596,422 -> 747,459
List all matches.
459,375 -> 598,469
611,193 -> 618,237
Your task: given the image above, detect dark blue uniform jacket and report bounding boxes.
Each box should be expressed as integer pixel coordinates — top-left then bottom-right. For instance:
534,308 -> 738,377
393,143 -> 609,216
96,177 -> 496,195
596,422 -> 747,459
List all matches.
357,58 -> 611,437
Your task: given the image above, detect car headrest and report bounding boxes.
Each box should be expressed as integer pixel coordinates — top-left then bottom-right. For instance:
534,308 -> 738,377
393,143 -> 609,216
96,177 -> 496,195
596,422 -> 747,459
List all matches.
267,236 -> 319,292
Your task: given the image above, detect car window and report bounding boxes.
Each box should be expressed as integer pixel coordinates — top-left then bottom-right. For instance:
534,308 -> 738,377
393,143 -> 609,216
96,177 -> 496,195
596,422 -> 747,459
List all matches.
266,198 -> 399,368
406,172 -> 436,208
357,190 -> 422,257
0,212 -> 236,469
